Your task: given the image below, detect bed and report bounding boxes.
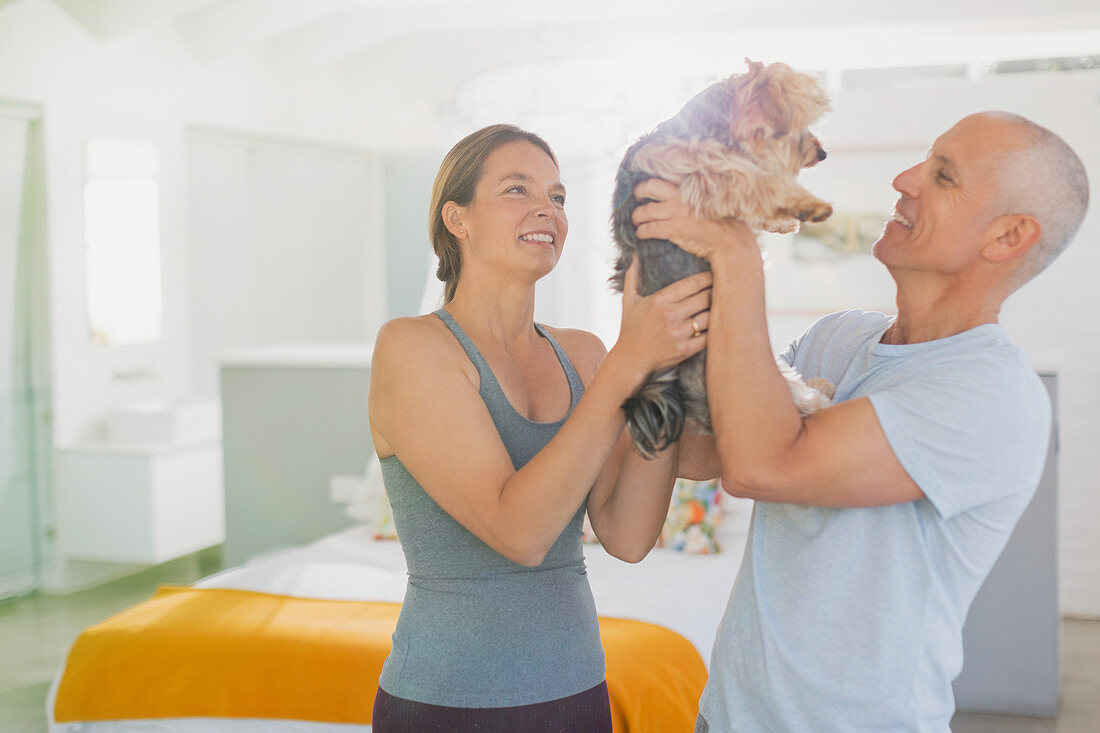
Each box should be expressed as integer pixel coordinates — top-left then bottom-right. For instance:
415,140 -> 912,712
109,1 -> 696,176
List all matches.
46,512 -> 750,733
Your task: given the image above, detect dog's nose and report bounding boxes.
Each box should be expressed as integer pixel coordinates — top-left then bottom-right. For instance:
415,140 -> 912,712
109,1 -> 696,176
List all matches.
817,148 -> 827,162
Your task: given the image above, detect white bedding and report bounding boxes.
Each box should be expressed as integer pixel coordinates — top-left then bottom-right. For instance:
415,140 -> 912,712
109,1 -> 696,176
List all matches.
47,518 -> 748,733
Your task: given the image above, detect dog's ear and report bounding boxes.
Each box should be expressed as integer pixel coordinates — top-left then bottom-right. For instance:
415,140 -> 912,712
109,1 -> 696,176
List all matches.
731,62 -> 829,140
763,64 -> 830,133
729,60 -> 772,140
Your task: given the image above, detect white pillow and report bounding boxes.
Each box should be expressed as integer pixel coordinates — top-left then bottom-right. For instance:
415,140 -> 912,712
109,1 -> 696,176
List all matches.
344,457 -> 396,538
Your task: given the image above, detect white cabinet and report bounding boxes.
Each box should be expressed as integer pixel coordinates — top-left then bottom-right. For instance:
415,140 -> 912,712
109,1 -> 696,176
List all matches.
54,441 -> 225,564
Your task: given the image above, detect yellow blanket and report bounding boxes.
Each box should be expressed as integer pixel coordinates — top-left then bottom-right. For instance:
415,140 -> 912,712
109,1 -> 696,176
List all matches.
55,585 -> 706,732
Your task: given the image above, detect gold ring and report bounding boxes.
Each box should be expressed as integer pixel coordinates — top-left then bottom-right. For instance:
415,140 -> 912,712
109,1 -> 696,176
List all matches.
690,317 -> 702,338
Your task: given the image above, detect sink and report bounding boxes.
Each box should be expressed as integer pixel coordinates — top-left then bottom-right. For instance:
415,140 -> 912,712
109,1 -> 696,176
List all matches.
107,399 -> 221,444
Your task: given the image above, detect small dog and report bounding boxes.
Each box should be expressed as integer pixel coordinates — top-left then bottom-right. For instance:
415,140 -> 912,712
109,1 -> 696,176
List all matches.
611,59 -> 836,458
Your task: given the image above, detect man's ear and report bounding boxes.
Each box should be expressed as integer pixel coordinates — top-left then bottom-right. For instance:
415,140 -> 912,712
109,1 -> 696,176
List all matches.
442,202 -> 466,239
982,214 -> 1042,263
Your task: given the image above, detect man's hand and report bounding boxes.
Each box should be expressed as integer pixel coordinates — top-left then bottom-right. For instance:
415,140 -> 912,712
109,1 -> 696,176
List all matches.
631,178 -> 758,262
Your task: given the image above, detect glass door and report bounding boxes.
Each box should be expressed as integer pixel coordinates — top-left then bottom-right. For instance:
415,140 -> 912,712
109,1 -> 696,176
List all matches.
0,102 -> 47,601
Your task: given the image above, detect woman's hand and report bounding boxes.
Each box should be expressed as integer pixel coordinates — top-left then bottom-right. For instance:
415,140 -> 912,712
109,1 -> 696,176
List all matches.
632,178 -> 758,262
609,257 -> 712,380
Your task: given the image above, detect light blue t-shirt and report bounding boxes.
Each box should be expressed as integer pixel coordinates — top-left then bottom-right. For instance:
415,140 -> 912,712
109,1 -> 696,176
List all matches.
698,309 -> 1051,732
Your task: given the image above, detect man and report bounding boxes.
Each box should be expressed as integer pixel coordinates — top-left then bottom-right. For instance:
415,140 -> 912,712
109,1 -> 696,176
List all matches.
631,111 -> 1089,731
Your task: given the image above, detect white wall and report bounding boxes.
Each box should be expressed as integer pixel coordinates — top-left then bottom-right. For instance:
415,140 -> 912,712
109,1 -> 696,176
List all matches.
0,0 -> 436,449
185,129 -> 385,399
0,0 -> 438,591
382,152 -> 443,318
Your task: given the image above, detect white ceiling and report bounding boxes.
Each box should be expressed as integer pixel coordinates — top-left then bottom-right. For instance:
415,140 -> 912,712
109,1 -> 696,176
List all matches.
42,0 -> 1100,71
20,0 -> 1100,147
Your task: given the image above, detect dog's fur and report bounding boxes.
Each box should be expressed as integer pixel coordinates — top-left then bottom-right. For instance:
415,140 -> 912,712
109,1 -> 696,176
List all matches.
610,59 -> 836,458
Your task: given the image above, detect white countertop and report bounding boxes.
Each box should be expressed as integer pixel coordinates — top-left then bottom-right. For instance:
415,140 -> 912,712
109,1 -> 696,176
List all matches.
219,343 -> 374,369
56,439 -> 222,456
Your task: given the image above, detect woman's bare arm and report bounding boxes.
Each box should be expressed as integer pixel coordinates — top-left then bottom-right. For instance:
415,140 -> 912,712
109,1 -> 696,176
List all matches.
369,264 -> 711,567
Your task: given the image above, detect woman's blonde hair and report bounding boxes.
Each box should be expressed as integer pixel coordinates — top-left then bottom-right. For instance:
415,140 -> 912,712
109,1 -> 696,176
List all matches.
429,124 -> 558,304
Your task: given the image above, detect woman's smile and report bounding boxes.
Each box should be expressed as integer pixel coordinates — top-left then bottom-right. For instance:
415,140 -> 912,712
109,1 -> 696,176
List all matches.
519,230 -> 557,247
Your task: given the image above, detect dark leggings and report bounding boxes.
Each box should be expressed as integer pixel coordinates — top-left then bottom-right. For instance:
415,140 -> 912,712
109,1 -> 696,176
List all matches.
372,681 -> 614,733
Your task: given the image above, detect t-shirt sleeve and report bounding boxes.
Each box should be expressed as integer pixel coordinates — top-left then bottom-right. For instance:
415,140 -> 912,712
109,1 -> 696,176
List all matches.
777,309 -> 887,375
777,337 -> 799,368
868,358 -> 1052,519
776,310 -> 847,368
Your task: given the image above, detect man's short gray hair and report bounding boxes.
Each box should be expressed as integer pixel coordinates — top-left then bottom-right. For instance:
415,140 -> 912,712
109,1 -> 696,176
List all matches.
984,111 -> 1089,285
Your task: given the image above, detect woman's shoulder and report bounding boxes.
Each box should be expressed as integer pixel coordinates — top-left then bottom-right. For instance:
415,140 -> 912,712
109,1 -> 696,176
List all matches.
376,313 -> 445,350
373,314 -> 467,376
540,325 -> 608,384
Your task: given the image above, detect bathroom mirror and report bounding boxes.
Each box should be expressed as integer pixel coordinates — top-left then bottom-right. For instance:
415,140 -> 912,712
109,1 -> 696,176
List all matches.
83,138 -> 163,344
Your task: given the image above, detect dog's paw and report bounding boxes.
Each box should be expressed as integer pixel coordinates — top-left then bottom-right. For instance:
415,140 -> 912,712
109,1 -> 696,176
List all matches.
777,357 -> 833,417
805,377 -> 836,399
794,200 -> 833,223
755,217 -> 799,234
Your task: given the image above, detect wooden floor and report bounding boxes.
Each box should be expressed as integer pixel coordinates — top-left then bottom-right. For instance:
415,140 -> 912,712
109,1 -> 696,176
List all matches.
2,550 -> 1097,731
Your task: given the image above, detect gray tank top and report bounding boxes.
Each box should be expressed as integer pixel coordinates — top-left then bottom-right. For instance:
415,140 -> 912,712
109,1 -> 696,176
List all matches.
377,309 -> 605,707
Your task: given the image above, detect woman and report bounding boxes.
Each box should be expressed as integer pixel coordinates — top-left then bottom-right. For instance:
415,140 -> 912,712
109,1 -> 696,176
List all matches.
368,124 -> 717,731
